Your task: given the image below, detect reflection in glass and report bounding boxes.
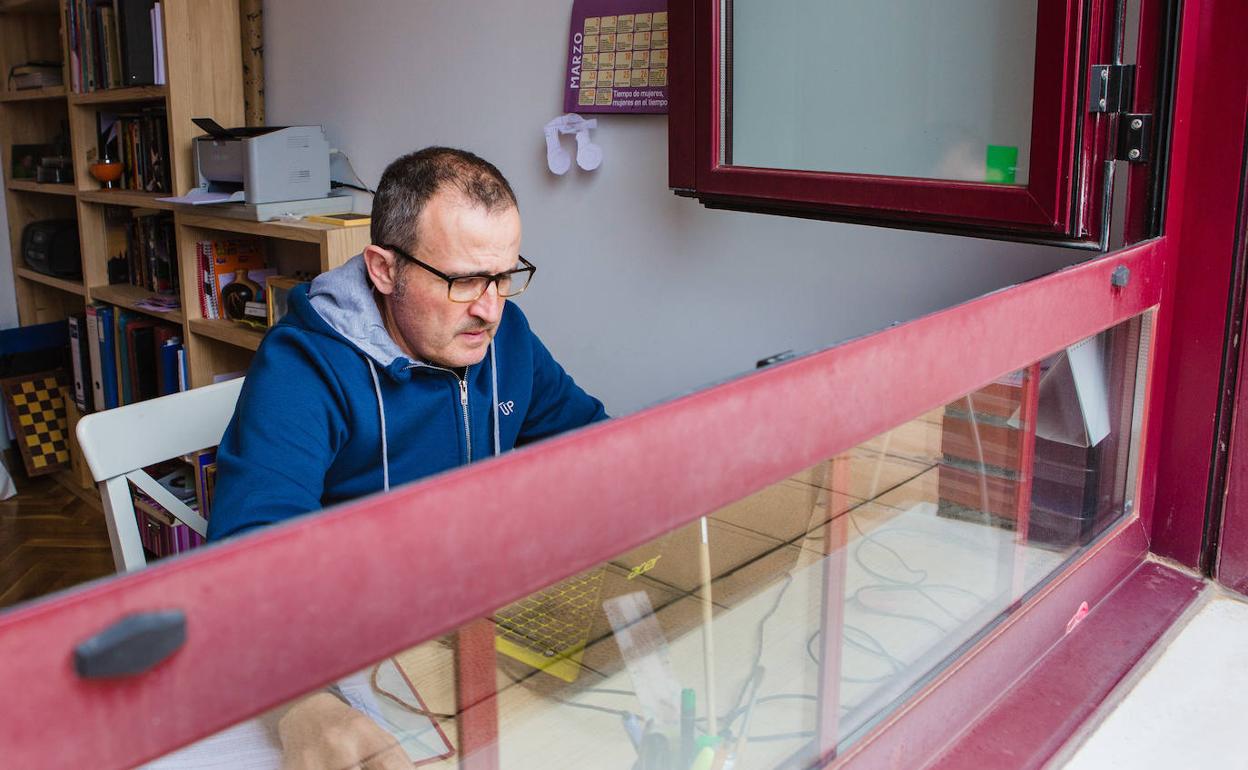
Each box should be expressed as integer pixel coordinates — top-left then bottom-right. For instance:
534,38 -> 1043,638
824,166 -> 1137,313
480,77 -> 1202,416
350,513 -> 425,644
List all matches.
146,316 -> 1149,769
728,0 -> 1038,185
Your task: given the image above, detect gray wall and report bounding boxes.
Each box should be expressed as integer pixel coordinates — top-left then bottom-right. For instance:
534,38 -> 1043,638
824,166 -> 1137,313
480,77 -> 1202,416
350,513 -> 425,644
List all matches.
263,0 -> 1080,415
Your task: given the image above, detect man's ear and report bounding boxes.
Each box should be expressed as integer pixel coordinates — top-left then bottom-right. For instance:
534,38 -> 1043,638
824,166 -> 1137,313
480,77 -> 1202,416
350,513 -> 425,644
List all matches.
362,244 -> 400,296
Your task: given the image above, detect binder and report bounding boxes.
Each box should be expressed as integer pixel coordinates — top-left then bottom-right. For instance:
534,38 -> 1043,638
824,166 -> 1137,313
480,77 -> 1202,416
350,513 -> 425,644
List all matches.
68,314 -> 94,414
116,310 -> 148,405
128,322 -> 159,402
113,0 -> 156,86
155,327 -> 180,396
87,304 -> 118,410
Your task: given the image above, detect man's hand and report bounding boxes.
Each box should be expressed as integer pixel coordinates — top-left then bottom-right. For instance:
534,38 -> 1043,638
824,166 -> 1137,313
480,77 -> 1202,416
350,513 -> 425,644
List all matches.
278,691 -> 410,770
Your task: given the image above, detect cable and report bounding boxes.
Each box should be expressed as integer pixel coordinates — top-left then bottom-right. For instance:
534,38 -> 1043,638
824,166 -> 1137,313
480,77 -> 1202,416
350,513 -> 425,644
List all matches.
331,180 -> 372,194
330,148 -> 375,194
719,572 -> 793,729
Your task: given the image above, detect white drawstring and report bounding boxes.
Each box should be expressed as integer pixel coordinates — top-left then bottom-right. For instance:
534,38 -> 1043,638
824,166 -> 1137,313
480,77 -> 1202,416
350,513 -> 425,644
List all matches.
491,342 -> 500,457
367,358 -> 390,492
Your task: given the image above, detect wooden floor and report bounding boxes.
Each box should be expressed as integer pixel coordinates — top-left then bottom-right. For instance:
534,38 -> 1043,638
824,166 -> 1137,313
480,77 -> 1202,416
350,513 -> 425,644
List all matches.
0,469 -> 114,610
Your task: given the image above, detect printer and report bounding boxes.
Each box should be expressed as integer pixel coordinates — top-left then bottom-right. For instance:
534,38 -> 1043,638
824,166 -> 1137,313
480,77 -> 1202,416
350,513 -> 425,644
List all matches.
192,120 -> 331,204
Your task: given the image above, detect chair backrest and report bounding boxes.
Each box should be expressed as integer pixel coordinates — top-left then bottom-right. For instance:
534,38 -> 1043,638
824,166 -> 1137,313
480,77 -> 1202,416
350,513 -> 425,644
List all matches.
75,378 -> 244,572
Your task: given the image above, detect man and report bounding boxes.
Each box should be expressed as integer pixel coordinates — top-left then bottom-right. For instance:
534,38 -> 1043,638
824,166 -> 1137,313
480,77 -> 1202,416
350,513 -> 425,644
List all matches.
208,147 -> 606,768
209,146 -> 606,539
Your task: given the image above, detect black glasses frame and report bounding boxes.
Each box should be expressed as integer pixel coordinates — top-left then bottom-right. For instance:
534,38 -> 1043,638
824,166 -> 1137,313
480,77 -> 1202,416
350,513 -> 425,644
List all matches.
382,244 -> 536,303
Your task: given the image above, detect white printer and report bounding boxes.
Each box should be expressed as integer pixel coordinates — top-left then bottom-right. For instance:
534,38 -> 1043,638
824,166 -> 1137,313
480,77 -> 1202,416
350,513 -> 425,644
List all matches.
192,119 -> 331,205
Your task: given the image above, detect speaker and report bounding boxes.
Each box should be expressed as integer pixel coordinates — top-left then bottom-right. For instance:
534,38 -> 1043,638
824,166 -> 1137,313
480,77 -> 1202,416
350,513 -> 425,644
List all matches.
22,220 -> 81,279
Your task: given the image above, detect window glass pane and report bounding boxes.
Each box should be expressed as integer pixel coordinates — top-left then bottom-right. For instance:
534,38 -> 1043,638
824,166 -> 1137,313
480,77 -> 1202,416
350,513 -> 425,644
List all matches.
144,315 -> 1150,769
728,0 -> 1038,185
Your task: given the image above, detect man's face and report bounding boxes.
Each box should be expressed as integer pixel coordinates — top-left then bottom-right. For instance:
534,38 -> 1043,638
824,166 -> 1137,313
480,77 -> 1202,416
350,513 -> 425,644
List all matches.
383,192 -> 522,369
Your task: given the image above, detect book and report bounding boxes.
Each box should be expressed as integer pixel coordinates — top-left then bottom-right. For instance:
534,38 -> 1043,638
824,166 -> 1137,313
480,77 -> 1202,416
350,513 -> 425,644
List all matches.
115,310 -> 148,404
87,304 -> 118,409
114,0 -> 156,86
208,238 -> 270,321
9,63 -> 62,90
129,322 -> 158,402
188,448 -> 216,521
151,1 -> 165,85
155,330 -> 180,396
68,314 -> 94,414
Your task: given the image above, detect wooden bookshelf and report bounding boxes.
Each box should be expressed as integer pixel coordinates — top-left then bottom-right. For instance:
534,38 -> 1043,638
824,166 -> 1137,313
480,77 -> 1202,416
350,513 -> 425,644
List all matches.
175,212 -> 369,387
78,189 -> 176,209
0,86 -> 67,103
89,283 -> 185,324
188,319 -> 264,351
177,212 -> 349,243
2,1 -> 247,419
7,180 -> 77,196
0,0 -> 58,13
15,267 -> 86,296
67,85 -> 168,106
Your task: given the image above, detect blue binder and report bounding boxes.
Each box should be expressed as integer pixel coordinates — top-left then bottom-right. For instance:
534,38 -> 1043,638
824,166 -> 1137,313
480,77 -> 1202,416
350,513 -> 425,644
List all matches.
94,304 -> 118,409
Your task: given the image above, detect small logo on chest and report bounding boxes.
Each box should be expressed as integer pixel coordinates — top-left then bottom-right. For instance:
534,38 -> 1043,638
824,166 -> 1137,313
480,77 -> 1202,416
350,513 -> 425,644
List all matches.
498,400 -> 516,416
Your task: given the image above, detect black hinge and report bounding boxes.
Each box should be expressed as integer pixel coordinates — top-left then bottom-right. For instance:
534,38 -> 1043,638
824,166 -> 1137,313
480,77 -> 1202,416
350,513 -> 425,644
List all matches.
1117,114 -> 1153,163
1089,64 -> 1152,163
1089,64 -> 1135,113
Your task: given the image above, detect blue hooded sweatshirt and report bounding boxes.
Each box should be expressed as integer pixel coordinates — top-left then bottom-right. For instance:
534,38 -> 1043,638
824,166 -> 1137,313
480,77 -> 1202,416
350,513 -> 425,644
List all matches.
207,255 -> 607,540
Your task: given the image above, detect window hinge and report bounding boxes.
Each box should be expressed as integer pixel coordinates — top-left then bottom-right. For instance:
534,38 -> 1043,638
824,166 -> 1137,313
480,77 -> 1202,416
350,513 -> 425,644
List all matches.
1089,64 -> 1152,163
1116,114 -> 1153,163
1089,64 -> 1135,113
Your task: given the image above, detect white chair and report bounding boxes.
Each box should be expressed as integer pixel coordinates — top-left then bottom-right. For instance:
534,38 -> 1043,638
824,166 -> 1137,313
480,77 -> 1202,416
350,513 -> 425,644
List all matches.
76,378 -> 244,572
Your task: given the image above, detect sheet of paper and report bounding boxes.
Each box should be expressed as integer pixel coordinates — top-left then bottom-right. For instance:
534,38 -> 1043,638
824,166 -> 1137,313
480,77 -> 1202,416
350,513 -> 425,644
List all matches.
139,715 -> 282,770
156,189 -> 244,205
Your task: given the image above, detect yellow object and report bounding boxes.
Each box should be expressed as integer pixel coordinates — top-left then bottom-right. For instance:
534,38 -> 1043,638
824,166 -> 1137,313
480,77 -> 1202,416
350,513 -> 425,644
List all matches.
689,746 -> 716,770
493,568 -> 606,683
306,212 -> 372,227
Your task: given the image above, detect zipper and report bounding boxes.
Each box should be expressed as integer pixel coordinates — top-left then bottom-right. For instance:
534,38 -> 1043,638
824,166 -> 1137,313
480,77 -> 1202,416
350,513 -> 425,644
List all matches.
459,373 -> 471,462
406,362 -> 473,462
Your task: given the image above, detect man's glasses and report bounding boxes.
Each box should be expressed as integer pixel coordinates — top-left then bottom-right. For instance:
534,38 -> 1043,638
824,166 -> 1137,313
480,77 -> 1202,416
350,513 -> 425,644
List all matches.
382,244 -> 536,303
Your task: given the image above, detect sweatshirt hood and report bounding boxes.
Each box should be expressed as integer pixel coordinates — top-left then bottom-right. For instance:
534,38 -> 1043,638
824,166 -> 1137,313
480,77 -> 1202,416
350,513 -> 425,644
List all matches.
304,254 -> 410,370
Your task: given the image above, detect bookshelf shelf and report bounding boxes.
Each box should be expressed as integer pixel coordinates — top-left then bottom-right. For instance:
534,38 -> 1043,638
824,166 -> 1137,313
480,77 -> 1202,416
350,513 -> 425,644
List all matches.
78,189 -> 176,210
176,213 -> 342,243
0,0 -> 58,12
68,86 -> 168,106
7,180 -> 77,196
0,86 -> 67,103
89,284 -> 185,324
188,319 -> 264,351
15,268 -> 87,297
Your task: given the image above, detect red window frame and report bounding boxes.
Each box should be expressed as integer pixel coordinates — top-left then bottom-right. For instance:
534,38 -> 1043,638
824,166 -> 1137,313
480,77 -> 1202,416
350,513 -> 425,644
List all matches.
4,0 -> 1248,767
669,0 -> 1119,240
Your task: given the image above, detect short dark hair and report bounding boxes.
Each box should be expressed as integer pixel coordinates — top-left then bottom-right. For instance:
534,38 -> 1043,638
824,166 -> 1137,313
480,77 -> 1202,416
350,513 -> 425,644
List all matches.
370,147 -> 518,254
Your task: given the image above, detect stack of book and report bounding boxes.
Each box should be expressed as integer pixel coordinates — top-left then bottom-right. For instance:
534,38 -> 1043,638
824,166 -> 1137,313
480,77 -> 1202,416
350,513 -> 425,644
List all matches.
98,109 -> 172,192
7,62 -> 63,90
131,451 -> 215,560
197,237 -> 274,325
66,0 -> 166,93
71,305 -> 188,414
119,210 -> 177,292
